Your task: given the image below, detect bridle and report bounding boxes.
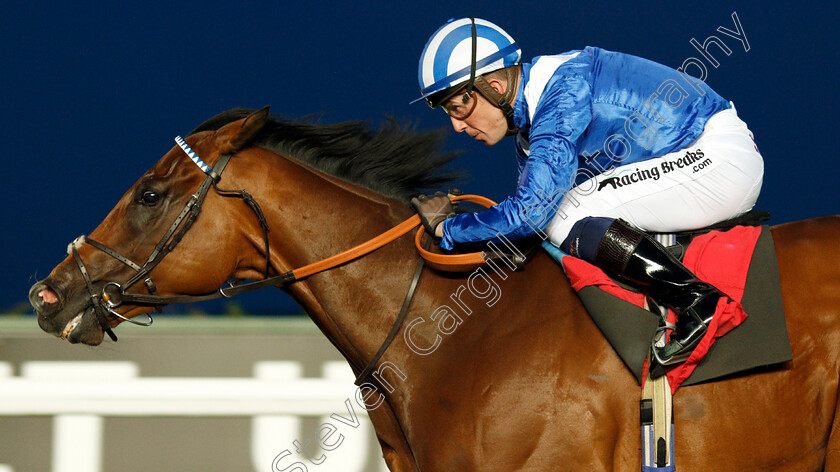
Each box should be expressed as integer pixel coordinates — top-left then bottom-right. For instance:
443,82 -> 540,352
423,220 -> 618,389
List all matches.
69,136 -> 272,341
67,133 -> 502,384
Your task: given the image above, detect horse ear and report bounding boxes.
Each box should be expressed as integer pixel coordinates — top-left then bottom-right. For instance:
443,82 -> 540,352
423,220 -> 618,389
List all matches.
215,105 -> 270,154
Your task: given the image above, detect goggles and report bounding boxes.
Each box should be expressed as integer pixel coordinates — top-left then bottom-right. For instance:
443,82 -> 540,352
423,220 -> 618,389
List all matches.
440,88 -> 478,120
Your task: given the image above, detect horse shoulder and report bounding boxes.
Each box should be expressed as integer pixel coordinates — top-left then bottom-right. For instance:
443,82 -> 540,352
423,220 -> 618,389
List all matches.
401,251 -> 640,470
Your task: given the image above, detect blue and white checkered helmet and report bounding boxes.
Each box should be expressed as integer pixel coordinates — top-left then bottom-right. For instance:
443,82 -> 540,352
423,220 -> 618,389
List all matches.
412,18 -> 521,105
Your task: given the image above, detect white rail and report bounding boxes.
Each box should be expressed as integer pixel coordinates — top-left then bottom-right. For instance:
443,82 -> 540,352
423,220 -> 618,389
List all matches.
0,361 -> 389,472
0,377 -> 362,415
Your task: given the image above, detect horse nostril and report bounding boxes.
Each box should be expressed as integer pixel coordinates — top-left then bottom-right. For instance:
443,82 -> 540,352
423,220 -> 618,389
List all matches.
38,287 -> 60,305
29,282 -> 62,314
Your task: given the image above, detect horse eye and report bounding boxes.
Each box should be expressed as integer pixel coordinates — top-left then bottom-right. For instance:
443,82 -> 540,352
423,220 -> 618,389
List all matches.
140,191 -> 160,206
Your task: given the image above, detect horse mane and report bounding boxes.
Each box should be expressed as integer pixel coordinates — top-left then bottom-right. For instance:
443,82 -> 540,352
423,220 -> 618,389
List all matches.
188,107 -> 461,203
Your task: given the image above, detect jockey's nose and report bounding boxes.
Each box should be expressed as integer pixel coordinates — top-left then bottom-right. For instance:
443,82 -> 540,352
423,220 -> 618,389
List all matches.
450,116 -> 468,133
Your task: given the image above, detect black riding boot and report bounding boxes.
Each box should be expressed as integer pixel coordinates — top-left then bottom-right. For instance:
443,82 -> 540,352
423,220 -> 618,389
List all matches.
593,219 -> 729,368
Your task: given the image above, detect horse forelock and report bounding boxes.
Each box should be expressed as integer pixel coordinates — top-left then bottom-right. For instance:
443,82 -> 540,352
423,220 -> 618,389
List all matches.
187,108 -> 462,203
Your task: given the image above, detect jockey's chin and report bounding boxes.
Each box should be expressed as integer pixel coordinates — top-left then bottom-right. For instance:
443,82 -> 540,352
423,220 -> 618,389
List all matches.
461,124 -> 507,146
451,106 -> 509,146
479,130 -> 508,146
474,132 -> 503,146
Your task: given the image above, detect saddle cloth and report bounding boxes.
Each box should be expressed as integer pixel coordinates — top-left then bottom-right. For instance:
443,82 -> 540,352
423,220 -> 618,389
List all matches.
546,222 -> 792,392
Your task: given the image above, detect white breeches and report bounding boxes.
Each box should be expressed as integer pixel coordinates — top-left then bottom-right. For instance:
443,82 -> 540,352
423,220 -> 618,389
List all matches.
545,104 -> 764,245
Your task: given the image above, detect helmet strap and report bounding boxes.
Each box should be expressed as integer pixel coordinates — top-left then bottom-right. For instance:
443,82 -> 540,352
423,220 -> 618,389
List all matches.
465,18 -> 478,97
472,66 -> 521,136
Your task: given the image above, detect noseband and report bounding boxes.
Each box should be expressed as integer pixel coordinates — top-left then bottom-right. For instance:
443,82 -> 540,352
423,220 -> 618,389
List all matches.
69,136 -> 271,341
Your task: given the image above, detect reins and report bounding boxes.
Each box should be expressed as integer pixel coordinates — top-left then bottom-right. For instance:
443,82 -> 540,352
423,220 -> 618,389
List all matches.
90,196 -> 495,308
69,136 -> 497,343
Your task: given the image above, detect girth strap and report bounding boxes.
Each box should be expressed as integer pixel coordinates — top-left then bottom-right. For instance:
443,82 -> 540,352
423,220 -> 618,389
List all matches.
641,364 -> 675,471
641,299 -> 675,471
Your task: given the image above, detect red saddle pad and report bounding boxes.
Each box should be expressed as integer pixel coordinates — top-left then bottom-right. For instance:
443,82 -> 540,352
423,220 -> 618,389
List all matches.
562,225 -> 762,393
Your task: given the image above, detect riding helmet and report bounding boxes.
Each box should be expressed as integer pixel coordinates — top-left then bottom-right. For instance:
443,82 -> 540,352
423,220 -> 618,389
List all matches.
412,17 -> 521,107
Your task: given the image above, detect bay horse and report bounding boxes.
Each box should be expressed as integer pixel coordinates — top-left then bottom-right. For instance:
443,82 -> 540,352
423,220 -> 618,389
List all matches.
29,107 -> 840,471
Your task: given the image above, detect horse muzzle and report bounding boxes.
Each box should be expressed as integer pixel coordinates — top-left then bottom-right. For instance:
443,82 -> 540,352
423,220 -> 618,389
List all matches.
29,279 -> 108,345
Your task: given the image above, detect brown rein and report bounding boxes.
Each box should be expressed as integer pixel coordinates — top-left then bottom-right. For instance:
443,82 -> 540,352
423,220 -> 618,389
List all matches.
294,194 -> 498,279
100,194 -> 498,311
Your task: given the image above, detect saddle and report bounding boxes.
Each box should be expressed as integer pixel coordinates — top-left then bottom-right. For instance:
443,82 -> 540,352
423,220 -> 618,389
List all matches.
544,210 -> 793,390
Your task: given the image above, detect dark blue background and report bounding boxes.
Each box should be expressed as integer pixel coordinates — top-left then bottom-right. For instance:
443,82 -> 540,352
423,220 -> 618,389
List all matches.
4,1 -> 838,315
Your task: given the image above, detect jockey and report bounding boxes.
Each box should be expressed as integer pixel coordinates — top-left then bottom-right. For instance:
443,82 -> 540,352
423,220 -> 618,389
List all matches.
409,18 -> 764,370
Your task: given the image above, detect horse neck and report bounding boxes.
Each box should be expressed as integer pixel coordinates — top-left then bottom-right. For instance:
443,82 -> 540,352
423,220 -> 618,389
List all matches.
233,148 -> 422,370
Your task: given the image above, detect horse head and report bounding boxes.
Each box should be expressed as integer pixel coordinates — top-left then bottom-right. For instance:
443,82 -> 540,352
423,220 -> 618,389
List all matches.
29,107 -> 271,344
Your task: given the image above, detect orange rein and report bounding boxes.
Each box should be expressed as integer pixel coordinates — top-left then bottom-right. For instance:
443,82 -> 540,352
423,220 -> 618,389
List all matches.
290,194 -> 497,279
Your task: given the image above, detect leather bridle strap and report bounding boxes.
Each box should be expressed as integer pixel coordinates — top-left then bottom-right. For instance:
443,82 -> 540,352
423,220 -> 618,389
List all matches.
355,239 -> 428,386
110,216 -> 423,307
85,237 -> 161,307
71,244 -> 118,341
212,183 -> 271,278
110,196 -> 497,308
122,152 -> 234,291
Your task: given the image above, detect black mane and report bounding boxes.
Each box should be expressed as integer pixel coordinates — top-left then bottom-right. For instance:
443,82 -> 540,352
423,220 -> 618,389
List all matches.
189,107 -> 461,203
